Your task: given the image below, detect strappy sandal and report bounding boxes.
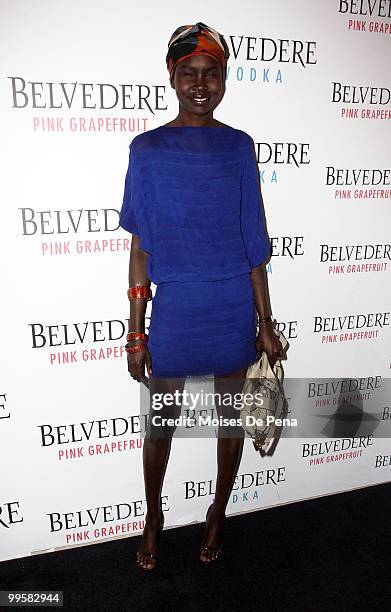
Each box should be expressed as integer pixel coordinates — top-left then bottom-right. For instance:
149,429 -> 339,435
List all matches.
200,503 -> 225,563
136,506 -> 164,570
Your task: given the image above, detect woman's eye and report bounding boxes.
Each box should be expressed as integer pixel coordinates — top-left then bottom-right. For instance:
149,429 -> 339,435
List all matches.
182,71 -> 217,78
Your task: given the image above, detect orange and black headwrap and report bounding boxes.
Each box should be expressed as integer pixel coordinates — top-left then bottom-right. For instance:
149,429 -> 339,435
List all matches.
166,22 -> 230,82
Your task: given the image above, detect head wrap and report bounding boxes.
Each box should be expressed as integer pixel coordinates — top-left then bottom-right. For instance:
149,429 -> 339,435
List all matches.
166,22 -> 230,81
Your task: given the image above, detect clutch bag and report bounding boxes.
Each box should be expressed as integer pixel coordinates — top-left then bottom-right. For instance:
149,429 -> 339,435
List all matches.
240,322 -> 289,454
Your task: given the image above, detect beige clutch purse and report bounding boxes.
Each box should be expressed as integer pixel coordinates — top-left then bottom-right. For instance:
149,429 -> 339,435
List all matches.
240,323 -> 289,454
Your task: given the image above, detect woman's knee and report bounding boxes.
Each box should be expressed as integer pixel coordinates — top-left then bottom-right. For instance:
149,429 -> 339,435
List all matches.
146,376 -> 186,439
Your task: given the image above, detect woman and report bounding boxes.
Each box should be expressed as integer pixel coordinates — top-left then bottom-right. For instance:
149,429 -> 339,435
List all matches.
120,22 -> 284,570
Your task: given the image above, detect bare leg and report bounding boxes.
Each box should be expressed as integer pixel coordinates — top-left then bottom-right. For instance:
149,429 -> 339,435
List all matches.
137,375 -> 186,570
200,366 -> 247,563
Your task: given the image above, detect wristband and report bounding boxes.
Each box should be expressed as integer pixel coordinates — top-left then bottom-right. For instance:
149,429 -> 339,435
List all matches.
127,286 -> 152,301
259,314 -> 273,323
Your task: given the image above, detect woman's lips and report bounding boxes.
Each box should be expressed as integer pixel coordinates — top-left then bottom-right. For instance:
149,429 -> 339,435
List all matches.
192,97 -> 209,106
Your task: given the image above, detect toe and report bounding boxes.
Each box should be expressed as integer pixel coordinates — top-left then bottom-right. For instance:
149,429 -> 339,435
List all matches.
200,548 -> 212,563
137,551 -> 156,570
145,556 -> 154,570
200,546 -> 222,563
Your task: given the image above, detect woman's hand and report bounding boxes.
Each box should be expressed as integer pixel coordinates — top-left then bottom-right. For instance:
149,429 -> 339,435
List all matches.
255,321 -> 286,368
127,341 -> 152,382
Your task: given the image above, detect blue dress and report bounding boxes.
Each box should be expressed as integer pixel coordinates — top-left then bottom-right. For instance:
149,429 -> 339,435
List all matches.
119,126 -> 271,378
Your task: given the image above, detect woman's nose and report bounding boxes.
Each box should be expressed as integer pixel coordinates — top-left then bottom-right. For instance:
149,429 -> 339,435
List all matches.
194,73 -> 208,87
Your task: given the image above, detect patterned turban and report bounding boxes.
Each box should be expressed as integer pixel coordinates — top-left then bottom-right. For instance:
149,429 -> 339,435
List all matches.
166,22 -> 230,81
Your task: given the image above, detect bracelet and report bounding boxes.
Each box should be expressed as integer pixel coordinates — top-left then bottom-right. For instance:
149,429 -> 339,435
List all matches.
258,314 -> 273,323
125,344 -> 147,354
126,332 -> 148,342
127,286 -> 152,301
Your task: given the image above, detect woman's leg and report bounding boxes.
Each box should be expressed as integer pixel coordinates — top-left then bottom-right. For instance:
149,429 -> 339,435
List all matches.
200,366 -> 247,562
137,375 -> 186,569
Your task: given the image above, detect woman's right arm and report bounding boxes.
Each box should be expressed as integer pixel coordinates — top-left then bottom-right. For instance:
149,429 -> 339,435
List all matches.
126,234 -> 152,382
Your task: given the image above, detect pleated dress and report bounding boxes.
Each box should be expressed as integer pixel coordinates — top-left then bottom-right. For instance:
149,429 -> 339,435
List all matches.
119,126 -> 271,378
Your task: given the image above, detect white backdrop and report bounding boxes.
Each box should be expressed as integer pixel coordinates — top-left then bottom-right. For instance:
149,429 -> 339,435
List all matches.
1,0 -> 390,562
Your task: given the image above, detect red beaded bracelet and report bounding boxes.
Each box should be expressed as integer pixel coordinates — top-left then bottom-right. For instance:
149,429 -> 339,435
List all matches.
126,332 -> 148,342
125,344 -> 147,354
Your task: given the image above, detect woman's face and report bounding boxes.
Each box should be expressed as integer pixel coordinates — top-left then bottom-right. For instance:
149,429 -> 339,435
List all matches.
170,54 -> 226,118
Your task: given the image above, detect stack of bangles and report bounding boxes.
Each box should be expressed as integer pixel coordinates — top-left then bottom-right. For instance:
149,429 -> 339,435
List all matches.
125,285 -> 152,354
125,332 -> 148,354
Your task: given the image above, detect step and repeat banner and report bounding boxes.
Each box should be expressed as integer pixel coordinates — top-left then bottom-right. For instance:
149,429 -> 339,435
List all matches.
1,1 -> 390,562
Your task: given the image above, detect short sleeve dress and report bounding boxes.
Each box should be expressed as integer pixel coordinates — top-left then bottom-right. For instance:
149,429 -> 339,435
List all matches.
119,125 -> 271,378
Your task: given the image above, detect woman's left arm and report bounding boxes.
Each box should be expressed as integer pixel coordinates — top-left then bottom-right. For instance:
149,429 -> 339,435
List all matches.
250,263 -> 286,365
239,134 -> 286,365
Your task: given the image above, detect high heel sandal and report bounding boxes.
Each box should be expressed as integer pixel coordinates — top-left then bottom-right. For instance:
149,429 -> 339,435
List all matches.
200,503 -> 225,563
136,506 -> 164,570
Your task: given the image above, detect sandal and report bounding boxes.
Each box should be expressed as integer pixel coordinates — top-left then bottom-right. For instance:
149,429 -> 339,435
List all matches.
136,506 -> 164,570
200,503 -> 225,563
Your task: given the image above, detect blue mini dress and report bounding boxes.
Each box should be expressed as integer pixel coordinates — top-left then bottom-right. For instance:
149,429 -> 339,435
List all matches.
119,126 -> 271,378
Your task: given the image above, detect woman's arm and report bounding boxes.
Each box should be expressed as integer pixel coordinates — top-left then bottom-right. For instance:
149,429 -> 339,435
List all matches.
250,263 -> 286,365
250,263 -> 272,321
239,134 -> 286,365
126,235 -> 152,381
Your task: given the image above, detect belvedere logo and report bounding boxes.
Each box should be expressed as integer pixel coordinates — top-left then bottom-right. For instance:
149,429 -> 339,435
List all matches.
0,501 -> 23,529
